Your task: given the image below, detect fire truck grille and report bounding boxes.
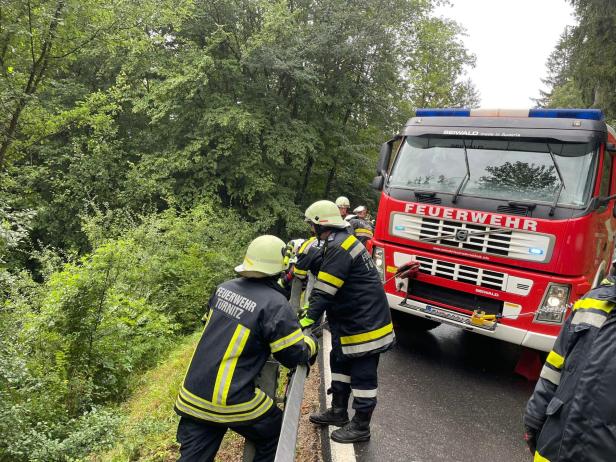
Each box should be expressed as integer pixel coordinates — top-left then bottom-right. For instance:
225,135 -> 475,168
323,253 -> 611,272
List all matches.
420,218 -> 511,256
391,213 -> 553,263
414,255 -> 505,291
409,280 -> 503,315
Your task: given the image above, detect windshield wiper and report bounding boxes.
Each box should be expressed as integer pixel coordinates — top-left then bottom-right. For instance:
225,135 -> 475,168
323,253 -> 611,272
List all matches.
547,143 -> 566,216
452,140 -> 470,204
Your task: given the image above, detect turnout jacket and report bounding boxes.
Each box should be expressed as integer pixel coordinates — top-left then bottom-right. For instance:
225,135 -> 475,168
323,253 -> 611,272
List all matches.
524,284 -> 616,462
293,237 -> 323,280
348,217 -> 374,244
307,229 -> 394,357
175,278 -> 316,425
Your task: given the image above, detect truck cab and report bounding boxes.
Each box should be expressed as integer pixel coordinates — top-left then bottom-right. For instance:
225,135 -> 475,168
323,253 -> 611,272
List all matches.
372,108 -> 616,352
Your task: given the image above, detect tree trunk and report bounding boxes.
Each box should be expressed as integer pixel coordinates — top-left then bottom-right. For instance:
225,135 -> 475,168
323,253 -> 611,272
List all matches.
324,161 -> 337,197
0,0 -> 65,168
296,156 -> 313,204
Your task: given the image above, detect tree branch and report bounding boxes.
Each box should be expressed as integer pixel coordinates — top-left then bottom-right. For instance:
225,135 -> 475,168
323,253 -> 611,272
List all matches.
27,0 -> 36,65
0,0 -> 66,168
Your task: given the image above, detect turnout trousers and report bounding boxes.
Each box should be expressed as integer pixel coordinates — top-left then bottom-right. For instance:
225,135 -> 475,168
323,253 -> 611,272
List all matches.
329,341 -> 380,413
176,406 -> 282,462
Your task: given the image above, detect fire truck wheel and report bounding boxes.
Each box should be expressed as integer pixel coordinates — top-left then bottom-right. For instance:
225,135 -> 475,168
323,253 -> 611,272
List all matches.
391,309 -> 441,331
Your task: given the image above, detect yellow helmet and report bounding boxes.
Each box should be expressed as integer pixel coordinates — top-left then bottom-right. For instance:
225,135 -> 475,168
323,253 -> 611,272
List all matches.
235,235 -> 286,278
305,200 -> 350,229
335,196 -> 350,208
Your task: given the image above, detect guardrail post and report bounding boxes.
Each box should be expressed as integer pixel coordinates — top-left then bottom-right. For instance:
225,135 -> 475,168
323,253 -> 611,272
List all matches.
242,359 -> 280,461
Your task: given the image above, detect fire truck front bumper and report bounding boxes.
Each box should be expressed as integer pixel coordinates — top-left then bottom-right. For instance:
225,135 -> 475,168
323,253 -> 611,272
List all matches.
387,293 -> 555,352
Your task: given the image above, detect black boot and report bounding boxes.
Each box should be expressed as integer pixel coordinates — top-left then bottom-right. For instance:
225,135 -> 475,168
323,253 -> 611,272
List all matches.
330,411 -> 371,443
309,394 -> 349,427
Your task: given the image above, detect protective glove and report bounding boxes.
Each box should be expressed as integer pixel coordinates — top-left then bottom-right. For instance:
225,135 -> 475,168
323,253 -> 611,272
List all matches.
303,333 -> 319,365
283,241 -> 294,269
523,425 -> 538,455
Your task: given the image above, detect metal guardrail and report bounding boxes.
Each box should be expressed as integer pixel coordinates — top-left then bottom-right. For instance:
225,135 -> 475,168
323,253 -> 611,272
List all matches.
273,277 -> 308,462
274,363 -> 309,462
242,359 -> 280,462
243,277 -> 309,462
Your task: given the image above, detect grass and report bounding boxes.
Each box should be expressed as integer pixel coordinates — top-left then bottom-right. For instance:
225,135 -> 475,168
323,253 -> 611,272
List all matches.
87,332 -> 241,461
86,331 -> 321,462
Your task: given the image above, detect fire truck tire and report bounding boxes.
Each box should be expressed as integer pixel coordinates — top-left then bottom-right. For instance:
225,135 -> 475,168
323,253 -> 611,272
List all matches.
391,309 -> 441,331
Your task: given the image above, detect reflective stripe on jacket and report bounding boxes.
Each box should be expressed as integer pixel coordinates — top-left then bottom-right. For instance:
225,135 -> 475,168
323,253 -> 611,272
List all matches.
524,283 -> 616,461
293,237 -> 323,280
175,278 -> 313,424
307,230 -> 394,357
348,217 -> 374,244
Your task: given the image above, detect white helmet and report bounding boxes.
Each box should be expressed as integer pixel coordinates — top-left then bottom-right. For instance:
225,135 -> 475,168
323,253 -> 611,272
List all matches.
335,196 -> 350,208
305,200 -> 350,229
235,235 -> 287,278
353,205 -> 367,214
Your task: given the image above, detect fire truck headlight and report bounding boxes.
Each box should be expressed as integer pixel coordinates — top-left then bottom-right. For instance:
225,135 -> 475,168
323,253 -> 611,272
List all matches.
535,283 -> 570,324
372,246 -> 385,282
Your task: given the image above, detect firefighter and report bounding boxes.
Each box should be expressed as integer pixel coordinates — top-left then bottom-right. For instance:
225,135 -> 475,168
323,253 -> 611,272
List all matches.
335,196 -> 350,219
292,235 -> 324,312
523,280 -> 616,461
347,205 -> 374,245
300,200 -> 394,444
174,235 -> 318,462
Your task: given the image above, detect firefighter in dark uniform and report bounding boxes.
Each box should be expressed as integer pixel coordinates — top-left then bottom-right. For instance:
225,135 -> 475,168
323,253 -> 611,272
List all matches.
300,200 -> 394,444
335,196 -> 351,219
292,236 -> 324,282
347,205 -> 374,245
174,235 -> 318,462
524,279 -> 616,461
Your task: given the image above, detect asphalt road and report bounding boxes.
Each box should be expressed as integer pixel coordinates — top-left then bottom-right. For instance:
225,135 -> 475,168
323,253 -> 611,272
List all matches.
353,318 -> 538,462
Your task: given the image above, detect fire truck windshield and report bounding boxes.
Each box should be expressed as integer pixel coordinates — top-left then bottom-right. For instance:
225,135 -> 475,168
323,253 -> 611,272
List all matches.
388,137 -> 598,207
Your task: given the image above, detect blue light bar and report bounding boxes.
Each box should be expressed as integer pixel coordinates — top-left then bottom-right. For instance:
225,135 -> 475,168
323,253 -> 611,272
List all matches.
416,108 -> 470,117
528,108 -> 604,120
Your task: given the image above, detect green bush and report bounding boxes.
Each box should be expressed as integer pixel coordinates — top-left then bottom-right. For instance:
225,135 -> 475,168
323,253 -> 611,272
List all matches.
0,203 -> 253,461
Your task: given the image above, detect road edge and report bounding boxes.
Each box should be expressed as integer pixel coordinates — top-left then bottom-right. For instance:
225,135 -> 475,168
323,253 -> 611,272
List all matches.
320,328 -> 357,462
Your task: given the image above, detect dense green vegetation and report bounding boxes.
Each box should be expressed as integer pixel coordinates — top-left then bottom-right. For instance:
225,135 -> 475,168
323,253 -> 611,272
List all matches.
536,0 -> 616,125
3,0 -> 613,459
0,206 -> 252,460
0,0 -> 480,460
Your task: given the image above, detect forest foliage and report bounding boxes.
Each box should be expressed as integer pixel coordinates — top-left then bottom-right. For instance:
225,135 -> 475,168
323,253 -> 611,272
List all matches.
0,0 -> 482,460
536,0 -> 616,125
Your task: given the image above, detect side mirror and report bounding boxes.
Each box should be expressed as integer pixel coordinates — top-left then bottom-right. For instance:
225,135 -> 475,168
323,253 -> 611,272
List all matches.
595,194 -> 616,209
372,175 -> 385,191
376,141 -> 393,176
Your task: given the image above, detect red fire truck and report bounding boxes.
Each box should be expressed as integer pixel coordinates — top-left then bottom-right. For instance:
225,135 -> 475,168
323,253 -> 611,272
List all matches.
371,108 -> 616,352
